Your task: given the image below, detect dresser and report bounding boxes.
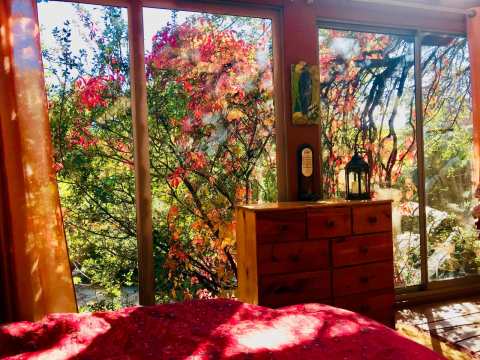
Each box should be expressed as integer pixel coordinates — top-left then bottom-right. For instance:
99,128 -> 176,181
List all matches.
235,200 -> 394,326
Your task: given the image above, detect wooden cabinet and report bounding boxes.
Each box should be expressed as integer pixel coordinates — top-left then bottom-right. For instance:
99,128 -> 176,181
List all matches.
236,200 -> 394,326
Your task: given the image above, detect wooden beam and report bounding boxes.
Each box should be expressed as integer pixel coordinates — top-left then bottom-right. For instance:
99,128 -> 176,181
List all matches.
414,33 -> 429,290
271,8 -> 288,201
128,0 -> 155,306
467,9 -> 480,192
351,0 -> 476,17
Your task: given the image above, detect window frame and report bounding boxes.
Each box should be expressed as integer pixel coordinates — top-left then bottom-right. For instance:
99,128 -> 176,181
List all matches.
317,19 -> 480,299
36,0 -> 287,305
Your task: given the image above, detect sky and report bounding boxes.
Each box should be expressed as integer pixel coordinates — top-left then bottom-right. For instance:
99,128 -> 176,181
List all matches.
37,1 -> 198,53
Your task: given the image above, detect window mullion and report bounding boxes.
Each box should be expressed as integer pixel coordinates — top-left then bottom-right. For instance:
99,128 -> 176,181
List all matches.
128,0 -> 155,306
414,32 -> 428,290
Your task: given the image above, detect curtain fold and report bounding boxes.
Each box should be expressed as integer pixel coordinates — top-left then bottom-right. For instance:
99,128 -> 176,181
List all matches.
0,0 -> 77,322
467,9 -> 480,191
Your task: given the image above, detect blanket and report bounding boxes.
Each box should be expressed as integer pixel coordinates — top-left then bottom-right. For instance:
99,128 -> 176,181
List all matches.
0,299 -> 443,359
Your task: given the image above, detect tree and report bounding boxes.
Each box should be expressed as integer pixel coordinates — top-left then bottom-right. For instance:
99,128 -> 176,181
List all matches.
146,17 -> 276,300
41,4 -> 276,309
318,28 -> 476,286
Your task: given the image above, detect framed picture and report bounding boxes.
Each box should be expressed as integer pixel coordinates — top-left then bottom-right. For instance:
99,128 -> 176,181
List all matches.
291,62 -> 320,125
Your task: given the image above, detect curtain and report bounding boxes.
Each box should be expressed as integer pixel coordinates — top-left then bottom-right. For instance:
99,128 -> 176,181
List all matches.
467,9 -> 480,234
0,0 -> 77,322
468,8 -> 480,191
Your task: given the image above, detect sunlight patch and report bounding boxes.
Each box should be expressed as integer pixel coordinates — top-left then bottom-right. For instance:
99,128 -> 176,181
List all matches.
226,314 -> 322,354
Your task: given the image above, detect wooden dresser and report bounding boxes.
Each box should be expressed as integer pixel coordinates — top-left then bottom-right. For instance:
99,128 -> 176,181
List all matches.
235,200 -> 394,326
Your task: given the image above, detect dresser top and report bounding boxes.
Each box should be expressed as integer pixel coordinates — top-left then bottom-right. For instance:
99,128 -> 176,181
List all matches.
236,199 -> 392,212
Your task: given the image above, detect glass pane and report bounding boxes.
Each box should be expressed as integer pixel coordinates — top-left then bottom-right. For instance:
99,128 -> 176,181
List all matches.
39,2 -> 137,310
422,35 -> 478,281
143,9 -> 277,302
319,28 -> 421,287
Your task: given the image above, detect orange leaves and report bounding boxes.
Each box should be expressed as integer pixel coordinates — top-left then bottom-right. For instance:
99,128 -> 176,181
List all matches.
185,151 -> 207,171
219,221 -> 235,248
226,108 -> 244,122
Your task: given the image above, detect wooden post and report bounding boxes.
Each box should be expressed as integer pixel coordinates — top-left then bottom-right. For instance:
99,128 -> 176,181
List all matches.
467,9 -> 480,243
128,0 -> 155,306
414,32 -> 428,290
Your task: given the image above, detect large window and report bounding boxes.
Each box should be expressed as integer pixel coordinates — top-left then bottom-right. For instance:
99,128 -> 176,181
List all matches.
143,8 -> 277,302
38,1 -> 280,309
422,35 -> 478,281
38,0 -> 476,307
319,24 -> 477,289
39,2 -> 138,310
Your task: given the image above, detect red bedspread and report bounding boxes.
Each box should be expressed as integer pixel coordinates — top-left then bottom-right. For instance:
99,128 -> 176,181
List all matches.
0,299 -> 442,359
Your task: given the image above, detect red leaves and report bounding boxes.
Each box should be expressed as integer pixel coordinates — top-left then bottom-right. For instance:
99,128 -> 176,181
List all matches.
185,151 -> 207,171
181,117 -> 193,133
53,162 -> 64,173
152,26 -> 178,50
167,167 -> 185,188
75,76 -> 109,109
167,152 -> 207,188
75,73 -> 124,110
68,127 -> 97,150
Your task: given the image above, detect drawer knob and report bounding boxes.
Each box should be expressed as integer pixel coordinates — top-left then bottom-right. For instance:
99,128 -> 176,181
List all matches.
289,254 -> 300,262
325,220 -> 336,228
359,276 -> 369,284
367,216 -> 378,224
359,245 -> 369,254
273,285 -> 295,294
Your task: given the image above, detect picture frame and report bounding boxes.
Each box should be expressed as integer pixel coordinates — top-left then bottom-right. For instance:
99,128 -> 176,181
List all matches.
291,62 -> 321,125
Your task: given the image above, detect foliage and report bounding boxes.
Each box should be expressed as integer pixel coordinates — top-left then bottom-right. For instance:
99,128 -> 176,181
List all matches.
145,18 -> 276,300
41,5 -> 276,308
318,28 -> 477,286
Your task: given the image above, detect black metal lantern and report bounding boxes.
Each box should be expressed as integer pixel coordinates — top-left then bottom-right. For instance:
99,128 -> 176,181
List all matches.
345,151 -> 371,200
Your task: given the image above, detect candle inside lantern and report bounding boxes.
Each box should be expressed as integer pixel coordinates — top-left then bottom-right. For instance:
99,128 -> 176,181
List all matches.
352,180 -> 359,194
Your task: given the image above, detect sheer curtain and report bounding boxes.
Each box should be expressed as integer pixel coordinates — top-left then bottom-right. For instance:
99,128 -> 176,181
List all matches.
468,8 -> 480,192
0,0 -> 76,322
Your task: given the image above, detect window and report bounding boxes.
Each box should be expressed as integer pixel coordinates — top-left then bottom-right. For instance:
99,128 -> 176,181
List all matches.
318,23 -> 477,289
422,35 -> 478,281
143,8 -> 277,302
38,1 -> 282,309
38,2 -> 137,310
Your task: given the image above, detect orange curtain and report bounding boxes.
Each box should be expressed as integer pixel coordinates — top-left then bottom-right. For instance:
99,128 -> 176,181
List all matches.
467,9 -> 480,191
0,0 -> 77,322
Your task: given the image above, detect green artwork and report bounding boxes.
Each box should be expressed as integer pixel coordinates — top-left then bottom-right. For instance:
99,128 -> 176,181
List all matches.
291,62 -> 320,125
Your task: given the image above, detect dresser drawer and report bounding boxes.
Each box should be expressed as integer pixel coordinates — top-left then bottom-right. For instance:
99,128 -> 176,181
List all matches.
258,241 -> 329,275
333,261 -> 393,296
352,204 -> 391,234
332,233 -> 393,267
256,211 -> 306,244
259,271 -> 331,308
334,290 -> 394,326
307,207 -> 351,239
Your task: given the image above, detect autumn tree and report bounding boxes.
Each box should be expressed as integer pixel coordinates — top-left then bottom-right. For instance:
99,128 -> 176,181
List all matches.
41,4 -> 276,308
319,29 -> 476,285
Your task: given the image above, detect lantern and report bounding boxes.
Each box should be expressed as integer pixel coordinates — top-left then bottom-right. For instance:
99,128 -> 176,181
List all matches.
345,151 -> 371,200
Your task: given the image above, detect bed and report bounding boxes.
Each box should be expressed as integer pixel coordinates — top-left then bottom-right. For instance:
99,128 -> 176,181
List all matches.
0,299 -> 443,359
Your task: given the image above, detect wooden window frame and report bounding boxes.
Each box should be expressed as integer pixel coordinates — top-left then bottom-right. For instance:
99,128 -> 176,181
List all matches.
37,0 -> 287,305
317,20 -> 480,305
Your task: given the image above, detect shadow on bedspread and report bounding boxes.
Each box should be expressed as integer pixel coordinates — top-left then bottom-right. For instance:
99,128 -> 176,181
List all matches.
0,299 -> 443,359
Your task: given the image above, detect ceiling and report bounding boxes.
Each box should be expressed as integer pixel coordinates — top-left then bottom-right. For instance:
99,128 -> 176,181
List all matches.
404,0 -> 480,8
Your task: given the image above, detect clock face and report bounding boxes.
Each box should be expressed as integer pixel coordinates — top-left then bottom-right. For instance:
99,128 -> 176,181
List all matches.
301,148 -> 313,177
